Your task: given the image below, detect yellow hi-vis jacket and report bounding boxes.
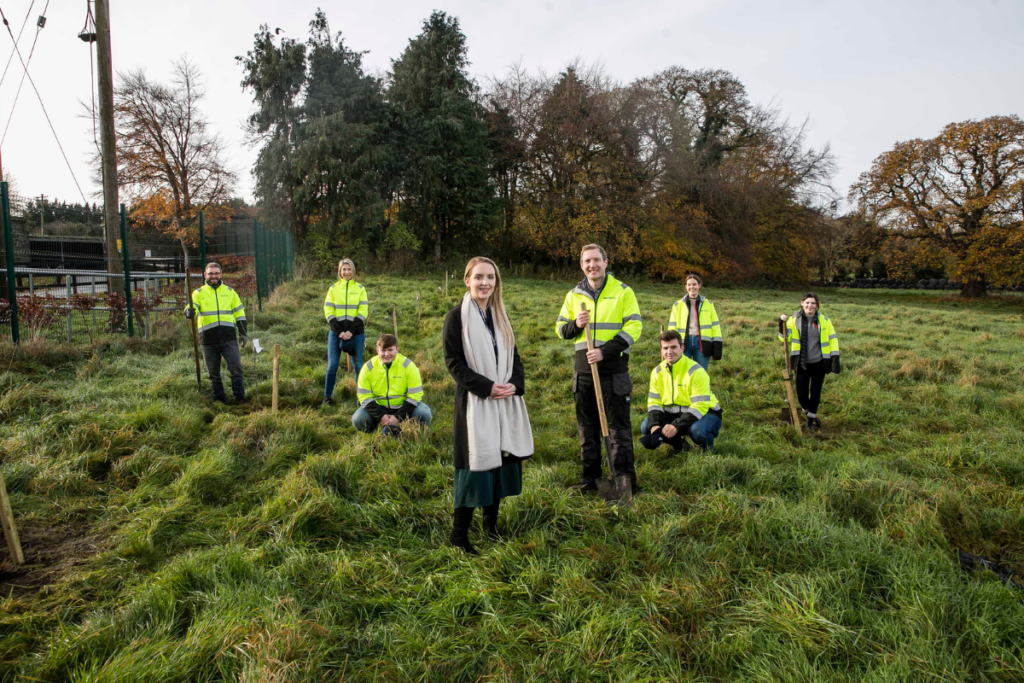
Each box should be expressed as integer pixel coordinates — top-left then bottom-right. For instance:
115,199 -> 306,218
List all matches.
648,355 -> 720,420
357,353 -> 424,413
555,274 -> 642,372
323,279 -> 369,335
187,283 -> 246,345
667,295 -> 723,360
779,311 -> 840,360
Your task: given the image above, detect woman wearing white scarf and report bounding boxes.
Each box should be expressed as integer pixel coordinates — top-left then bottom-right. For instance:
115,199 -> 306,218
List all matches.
442,257 -> 533,555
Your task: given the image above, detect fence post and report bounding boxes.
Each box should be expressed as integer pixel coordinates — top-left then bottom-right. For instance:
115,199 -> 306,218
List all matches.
253,219 -> 264,311
66,277 -> 73,343
198,211 -> 207,268
120,204 -> 134,337
1,182 -> 18,344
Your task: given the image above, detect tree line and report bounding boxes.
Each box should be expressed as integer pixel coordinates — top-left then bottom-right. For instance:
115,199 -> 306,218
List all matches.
109,9 -> 1022,294
238,10 -> 840,283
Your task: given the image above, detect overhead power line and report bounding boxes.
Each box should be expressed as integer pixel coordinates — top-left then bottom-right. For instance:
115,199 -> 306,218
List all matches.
2,1 -> 51,145
0,2 -> 89,203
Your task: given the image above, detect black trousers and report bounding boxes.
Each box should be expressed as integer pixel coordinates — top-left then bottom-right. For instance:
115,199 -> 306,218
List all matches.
202,340 -> 245,401
573,372 -> 636,484
795,359 -> 831,414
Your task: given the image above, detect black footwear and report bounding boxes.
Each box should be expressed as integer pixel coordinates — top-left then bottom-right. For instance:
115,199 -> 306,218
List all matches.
482,502 -> 501,540
322,397 -> 335,406
449,507 -> 478,555
807,415 -> 819,432
235,396 -> 248,405
813,416 -> 822,430
212,395 -> 228,404
574,479 -> 599,493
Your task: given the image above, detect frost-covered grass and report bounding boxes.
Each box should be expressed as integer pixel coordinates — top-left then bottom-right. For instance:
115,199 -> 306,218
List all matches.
1,275 -> 1023,682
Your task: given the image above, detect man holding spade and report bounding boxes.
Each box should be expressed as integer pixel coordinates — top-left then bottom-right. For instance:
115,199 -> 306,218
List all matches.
555,244 -> 642,495
184,262 -> 248,404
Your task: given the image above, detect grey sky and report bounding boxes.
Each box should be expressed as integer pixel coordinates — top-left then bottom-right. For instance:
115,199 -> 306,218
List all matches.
1,0 -> 1020,209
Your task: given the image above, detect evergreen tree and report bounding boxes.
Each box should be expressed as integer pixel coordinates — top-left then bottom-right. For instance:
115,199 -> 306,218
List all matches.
388,11 -> 496,262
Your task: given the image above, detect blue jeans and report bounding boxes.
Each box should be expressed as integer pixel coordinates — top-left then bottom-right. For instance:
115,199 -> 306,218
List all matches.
641,411 -> 722,451
352,403 -> 433,434
325,331 -> 364,399
683,335 -> 709,371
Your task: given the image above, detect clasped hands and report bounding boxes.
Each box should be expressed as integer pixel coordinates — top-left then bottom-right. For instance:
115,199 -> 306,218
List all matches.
379,414 -> 400,427
338,331 -> 353,340
490,382 -> 516,399
651,424 -> 678,438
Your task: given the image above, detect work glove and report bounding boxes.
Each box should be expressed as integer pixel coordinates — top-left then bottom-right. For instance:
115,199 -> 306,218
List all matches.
239,336 -> 249,348
184,307 -> 194,320
777,318 -> 786,335
832,356 -> 841,375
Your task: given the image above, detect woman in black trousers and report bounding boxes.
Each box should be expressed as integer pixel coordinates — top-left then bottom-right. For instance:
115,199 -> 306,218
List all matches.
442,257 -> 533,555
779,292 -> 841,431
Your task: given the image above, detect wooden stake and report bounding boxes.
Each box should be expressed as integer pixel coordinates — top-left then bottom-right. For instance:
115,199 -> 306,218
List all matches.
0,468 -> 24,565
444,271 -> 448,300
184,267 -> 203,391
346,352 -> 352,373
416,291 -> 421,322
660,325 -> 664,334
781,323 -> 802,435
272,344 -> 280,412
392,304 -> 398,338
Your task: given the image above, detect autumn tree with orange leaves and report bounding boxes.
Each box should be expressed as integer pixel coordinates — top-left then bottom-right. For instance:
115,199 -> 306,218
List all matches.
851,115 -> 1024,297
114,58 -> 237,264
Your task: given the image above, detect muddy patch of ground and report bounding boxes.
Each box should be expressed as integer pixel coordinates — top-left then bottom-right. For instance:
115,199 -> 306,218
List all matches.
0,522 -> 103,600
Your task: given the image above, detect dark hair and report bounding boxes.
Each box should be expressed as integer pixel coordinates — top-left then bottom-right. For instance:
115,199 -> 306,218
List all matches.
205,261 -> 222,272
659,330 -> 683,345
801,292 -> 820,305
684,273 -> 702,286
377,333 -> 398,349
580,244 -> 608,261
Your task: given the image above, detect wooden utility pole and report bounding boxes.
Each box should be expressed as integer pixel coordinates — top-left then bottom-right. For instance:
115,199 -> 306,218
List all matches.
94,0 -> 122,293
39,195 -> 45,235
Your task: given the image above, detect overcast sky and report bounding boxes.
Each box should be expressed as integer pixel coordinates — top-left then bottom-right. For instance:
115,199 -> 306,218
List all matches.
0,0 -> 1020,209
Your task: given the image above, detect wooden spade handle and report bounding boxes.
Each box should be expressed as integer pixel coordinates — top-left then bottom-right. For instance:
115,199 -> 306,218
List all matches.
582,303 -> 610,438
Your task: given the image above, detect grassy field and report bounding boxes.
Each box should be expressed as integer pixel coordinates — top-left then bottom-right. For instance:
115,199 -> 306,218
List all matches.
1,274 -> 1023,682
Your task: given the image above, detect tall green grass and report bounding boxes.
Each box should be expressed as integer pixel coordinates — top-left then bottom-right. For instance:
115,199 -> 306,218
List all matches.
1,275 -> 1023,681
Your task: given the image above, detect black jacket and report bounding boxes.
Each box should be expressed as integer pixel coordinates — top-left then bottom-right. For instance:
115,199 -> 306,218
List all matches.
442,305 -> 525,469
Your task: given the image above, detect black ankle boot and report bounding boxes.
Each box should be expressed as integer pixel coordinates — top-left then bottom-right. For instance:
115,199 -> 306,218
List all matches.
449,507 -> 478,555
482,501 -> 501,540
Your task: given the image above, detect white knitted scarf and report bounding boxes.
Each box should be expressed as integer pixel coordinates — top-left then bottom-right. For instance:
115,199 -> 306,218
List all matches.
460,292 -> 534,471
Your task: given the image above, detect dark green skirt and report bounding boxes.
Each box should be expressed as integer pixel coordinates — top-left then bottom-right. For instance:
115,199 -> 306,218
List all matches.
453,457 -> 523,508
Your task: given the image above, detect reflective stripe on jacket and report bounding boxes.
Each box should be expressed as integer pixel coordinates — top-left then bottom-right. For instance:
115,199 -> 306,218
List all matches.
356,353 -> 424,409
647,356 -> 720,419
555,274 -> 642,353
667,295 -> 723,360
187,283 -> 246,345
779,311 -> 840,358
324,280 -> 368,330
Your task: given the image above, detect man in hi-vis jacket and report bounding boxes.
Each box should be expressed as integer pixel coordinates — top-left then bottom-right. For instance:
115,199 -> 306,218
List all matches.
554,244 -> 642,493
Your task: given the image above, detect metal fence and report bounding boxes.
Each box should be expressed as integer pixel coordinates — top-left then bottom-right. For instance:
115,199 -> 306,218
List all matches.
0,182 -> 295,345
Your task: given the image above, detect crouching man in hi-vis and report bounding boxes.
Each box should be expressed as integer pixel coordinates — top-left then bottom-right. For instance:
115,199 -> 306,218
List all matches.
352,334 -> 432,437
640,330 -> 723,453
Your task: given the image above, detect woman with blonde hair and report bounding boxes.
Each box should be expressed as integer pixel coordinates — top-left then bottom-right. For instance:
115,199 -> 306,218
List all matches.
442,257 -> 533,554
322,258 -> 369,405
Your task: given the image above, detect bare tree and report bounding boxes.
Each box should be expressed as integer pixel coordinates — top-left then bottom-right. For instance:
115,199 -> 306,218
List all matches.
114,57 -> 236,262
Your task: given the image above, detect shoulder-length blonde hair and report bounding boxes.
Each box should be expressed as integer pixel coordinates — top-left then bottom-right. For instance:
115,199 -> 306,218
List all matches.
464,257 -> 515,348
337,258 -> 356,280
